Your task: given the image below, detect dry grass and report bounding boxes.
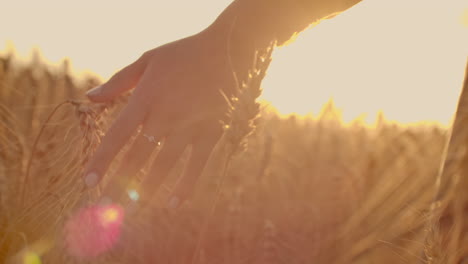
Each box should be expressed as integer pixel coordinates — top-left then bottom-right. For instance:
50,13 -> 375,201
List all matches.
0,51 -> 466,263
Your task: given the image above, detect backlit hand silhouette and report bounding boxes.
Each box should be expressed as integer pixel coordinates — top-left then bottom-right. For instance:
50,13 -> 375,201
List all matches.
83,27 -> 240,209
81,0 -> 364,210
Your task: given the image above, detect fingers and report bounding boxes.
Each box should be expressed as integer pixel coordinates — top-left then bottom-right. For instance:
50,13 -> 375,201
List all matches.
83,67 -> 157,188
139,132 -> 190,203
167,127 -> 222,209
100,127 -> 165,203
86,52 -> 151,102
83,98 -> 145,187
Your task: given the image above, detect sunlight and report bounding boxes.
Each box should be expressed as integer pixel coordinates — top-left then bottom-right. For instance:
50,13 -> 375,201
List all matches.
2,0 -> 465,125
262,0 -> 468,125
461,8 -> 468,27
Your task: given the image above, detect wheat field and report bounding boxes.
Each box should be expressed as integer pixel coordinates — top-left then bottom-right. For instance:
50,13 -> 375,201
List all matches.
0,51 -> 466,264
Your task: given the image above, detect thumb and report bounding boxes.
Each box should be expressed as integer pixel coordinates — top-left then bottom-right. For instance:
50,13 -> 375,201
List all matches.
86,52 -> 151,102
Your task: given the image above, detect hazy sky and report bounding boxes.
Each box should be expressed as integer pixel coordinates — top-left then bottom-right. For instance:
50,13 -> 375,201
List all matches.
1,0 -> 467,125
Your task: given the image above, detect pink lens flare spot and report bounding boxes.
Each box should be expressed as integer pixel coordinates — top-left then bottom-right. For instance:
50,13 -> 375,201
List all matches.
64,204 -> 125,258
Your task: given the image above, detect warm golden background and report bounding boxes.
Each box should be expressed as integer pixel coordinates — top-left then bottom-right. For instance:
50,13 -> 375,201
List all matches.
1,0 -> 468,264
1,0 -> 467,124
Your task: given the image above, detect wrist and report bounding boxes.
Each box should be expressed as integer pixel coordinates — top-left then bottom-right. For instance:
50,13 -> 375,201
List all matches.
203,1 -> 277,85
208,0 -> 310,47
209,0 -> 362,47
207,1 -> 276,49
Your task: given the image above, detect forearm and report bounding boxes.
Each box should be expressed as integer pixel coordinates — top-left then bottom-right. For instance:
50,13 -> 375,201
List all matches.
211,0 -> 362,47
203,0 -> 362,87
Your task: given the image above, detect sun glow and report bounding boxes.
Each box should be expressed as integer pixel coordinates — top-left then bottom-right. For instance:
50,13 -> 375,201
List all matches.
461,8 -> 468,27
1,0 -> 466,126
262,0 -> 468,125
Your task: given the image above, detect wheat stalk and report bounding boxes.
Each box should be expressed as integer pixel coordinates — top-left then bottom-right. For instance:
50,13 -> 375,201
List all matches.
424,59 -> 468,263
1,45 -> 461,264
190,40 -> 275,264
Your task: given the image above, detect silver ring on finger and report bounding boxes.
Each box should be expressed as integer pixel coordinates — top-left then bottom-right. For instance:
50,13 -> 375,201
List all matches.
143,134 -> 160,145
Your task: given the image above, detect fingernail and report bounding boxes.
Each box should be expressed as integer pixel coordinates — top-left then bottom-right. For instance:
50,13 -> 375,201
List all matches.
167,196 -> 180,209
84,172 -> 99,187
86,85 -> 102,97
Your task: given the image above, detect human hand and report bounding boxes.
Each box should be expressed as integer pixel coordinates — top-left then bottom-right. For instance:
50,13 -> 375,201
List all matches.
82,27 -> 241,209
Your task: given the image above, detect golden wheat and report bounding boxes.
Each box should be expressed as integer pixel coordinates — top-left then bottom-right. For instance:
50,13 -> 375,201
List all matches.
0,50 -> 465,264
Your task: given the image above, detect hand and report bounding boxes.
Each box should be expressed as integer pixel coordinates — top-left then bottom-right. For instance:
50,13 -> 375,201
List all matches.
82,27 -> 239,209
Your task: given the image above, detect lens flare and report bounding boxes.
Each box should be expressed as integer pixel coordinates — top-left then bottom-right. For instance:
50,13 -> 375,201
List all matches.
64,204 -> 124,258
127,189 -> 139,201
23,251 -> 41,264
99,207 -> 120,226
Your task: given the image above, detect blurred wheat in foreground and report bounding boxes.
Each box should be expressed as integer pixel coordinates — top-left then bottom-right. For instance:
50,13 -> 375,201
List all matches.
0,51 -> 466,264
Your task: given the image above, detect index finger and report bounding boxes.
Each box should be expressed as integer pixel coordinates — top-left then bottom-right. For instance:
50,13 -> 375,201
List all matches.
82,65 -> 159,188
